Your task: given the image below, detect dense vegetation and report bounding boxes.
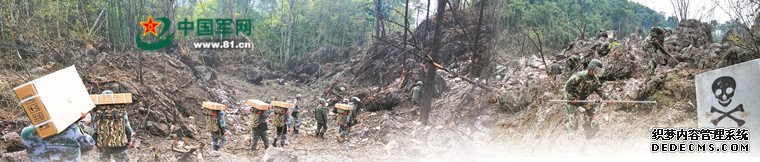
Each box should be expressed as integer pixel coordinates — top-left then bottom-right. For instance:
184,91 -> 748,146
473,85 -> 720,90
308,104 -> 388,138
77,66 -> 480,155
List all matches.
0,0 -> 731,67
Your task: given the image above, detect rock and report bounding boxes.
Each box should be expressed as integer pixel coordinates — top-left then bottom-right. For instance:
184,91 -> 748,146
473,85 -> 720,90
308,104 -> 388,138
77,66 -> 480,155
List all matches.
29,67 -> 45,74
2,151 -> 29,162
365,89 -> 402,112
298,62 -> 320,76
261,147 -> 298,162
192,66 -> 217,82
311,44 -> 341,63
2,132 -> 24,152
669,19 -> 713,50
235,66 -> 265,84
147,121 -> 170,137
201,52 -> 221,68
635,73 -> 668,101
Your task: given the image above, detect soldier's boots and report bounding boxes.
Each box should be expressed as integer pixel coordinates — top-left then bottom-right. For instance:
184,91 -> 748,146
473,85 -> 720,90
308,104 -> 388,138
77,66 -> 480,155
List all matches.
272,139 -> 278,147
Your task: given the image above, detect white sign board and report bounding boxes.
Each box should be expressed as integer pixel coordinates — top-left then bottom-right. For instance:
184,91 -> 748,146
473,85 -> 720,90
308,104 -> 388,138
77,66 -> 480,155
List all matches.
696,59 -> 760,155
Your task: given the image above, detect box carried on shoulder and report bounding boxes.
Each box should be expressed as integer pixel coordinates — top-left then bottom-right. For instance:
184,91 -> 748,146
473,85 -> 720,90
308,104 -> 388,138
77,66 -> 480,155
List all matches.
246,99 -> 269,110
202,102 -> 228,110
90,93 -> 133,105
335,103 -> 354,110
271,101 -> 294,109
12,66 -> 95,139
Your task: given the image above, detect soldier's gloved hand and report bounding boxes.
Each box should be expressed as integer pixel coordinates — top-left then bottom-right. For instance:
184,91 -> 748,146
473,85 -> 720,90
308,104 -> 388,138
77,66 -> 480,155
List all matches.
128,141 -> 135,148
608,99 -> 616,105
571,100 -> 578,104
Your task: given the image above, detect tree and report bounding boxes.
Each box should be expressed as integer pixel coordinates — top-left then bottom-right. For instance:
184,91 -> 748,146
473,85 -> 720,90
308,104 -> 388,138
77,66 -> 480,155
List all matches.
421,0 -> 448,125
671,0 -> 690,20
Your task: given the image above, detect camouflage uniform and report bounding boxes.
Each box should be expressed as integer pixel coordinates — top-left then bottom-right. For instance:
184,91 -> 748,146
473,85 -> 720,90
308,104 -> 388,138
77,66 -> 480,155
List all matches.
21,123 -> 95,161
643,27 -> 669,75
314,103 -> 328,138
349,97 -> 361,127
272,107 -> 288,147
250,109 -> 269,150
92,105 -> 134,162
336,107 -> 352,141
564,55 -> 582,77
564,67 -> 609,139
411,81 -> 423,104
291,97 -> 301,134
205,109 -> 227,151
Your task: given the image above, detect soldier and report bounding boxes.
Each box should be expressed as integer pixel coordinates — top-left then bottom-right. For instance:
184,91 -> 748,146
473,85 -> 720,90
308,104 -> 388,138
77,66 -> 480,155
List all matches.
314,99 -> 329,139
206,100 -> 228,151
563,59 -> 613,139
92,90 -> 134,162
272,101 -> 288,147
336,98 -> 352,142
595,29 -> 608,39
411,81 -> 423,104
349,97 -> 362,126
21,115 -> 95,161
643,26 -> 670,75
291,94 -> 303,134
250,102 -> 269,150
564,55 -> 582,77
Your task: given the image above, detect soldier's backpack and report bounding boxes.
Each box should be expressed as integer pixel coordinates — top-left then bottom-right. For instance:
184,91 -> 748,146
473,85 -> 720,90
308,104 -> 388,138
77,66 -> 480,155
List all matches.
204,109 -> 220,133
249,109 -> 264,127
95,105 -> 128,147
336,109 -> 350,126
271,107 -> 287,127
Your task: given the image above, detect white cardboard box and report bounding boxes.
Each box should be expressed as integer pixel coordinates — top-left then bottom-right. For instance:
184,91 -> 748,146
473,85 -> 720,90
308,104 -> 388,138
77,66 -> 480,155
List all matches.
13,66 -> 95,138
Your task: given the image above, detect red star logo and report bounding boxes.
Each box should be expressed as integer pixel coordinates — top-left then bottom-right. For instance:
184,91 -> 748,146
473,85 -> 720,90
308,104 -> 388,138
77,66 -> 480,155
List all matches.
141,16 -> 161,36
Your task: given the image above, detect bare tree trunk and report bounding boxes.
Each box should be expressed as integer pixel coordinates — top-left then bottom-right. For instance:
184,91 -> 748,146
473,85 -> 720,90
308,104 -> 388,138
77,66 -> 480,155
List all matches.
421,0 -> 448,125
230,0 -> 236,32
375,0 -> 383,38
578,0 -> 585,40
470,0 -> 487,77
398,0 -> 410,89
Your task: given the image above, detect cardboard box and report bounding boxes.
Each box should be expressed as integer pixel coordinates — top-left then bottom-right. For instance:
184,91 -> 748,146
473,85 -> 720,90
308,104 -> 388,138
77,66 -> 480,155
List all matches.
90,93 -> 133,105
246,99 -> 269,110
271,101 -> 294,109
202,102 -> 228,110
13,66 -> 95,139
335,103 -> 354,110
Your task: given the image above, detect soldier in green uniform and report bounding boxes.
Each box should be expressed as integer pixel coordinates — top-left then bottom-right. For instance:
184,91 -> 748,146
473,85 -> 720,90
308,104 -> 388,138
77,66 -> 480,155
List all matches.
411,81 -> 423,105
349,97 -> 362,127
563,59 -> 612,139
92,90 -> 134,162
564,55 -> 582,77
272,102 -> 288,147
314,99 -> 328,139
336,98 -> 352,142
643,27 -> 670,75
206,100 -> 228,151
21,116 -> 95,161
250,104 -> 269,150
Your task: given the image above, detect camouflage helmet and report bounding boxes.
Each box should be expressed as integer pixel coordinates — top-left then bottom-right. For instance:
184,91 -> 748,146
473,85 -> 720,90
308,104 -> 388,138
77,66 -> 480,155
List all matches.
650,27 -> 664,35
350,97 -> 361,102
415,81 -> 423,86
588,59 -> 603,69
102,90 -> 114,94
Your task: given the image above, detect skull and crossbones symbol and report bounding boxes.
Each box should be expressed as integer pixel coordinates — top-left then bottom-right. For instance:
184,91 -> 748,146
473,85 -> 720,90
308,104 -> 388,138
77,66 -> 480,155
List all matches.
709,76 -> 745,127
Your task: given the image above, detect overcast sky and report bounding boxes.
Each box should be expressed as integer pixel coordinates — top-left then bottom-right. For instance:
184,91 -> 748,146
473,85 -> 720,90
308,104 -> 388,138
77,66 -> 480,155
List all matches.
630,0 -> 734,22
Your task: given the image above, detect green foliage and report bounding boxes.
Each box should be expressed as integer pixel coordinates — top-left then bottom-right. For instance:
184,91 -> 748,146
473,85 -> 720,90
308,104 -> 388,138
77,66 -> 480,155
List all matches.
495,0 -> 667,48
